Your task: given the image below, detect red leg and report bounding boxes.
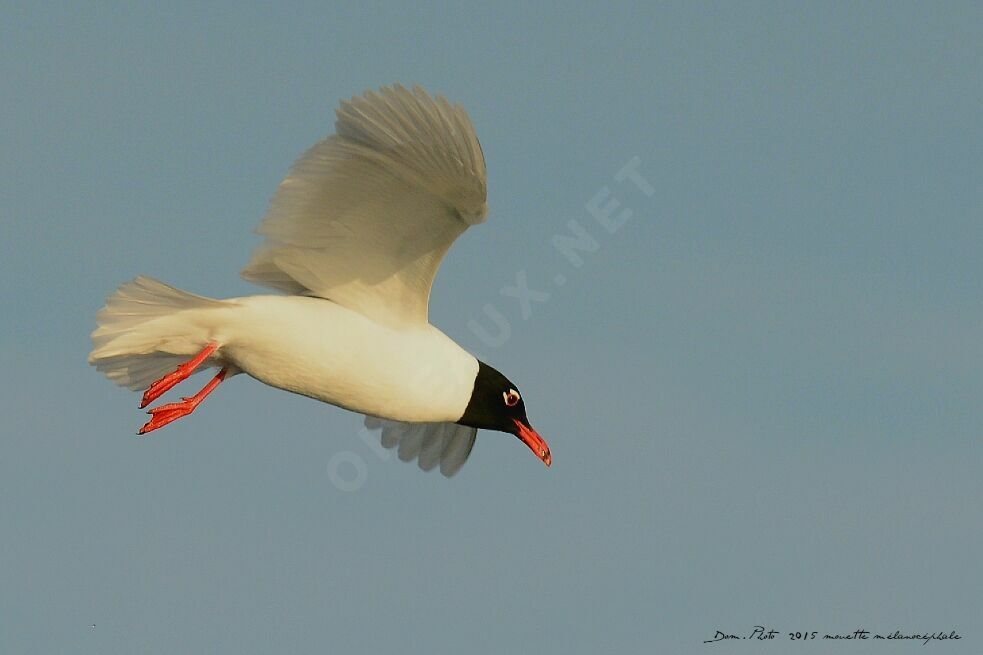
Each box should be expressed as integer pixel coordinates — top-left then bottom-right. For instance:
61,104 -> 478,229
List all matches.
138,367 -> 228,435
140,342 -> 220,408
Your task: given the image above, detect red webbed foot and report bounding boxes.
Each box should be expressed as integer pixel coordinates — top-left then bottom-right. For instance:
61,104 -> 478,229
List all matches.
140,342 -> 220,408
138,367 -> 227,435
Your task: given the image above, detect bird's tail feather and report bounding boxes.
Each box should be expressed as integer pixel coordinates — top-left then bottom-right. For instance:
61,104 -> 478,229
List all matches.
88,276 -> 229,391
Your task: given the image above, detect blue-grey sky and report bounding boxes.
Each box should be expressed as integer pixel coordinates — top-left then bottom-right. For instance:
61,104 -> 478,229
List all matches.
2,2 -> 981,653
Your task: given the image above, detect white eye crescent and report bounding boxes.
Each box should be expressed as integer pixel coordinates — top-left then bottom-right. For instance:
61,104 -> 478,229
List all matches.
503,389 -> 521,407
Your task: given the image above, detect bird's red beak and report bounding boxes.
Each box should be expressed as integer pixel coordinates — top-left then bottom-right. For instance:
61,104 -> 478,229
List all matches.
513,419 -> 551,467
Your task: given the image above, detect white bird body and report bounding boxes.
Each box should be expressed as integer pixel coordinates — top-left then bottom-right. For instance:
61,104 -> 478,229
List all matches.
89,84 -> 551,476
221,295 -> 477,423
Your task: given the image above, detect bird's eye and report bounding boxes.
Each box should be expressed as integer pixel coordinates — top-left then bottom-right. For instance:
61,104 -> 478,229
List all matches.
503,389 -> 521,407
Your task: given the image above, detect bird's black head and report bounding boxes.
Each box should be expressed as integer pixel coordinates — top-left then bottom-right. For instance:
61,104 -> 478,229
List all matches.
458,360 -> 551,467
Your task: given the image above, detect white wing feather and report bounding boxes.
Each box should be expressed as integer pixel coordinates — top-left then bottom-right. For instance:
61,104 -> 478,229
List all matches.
366,416 -> 477,478
242,84 -> 487,328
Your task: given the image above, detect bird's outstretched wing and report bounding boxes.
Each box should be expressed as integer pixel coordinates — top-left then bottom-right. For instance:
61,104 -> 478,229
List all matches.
365,416 -> 478,477
242,84 -> 487,328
